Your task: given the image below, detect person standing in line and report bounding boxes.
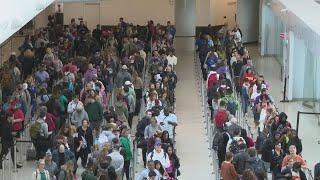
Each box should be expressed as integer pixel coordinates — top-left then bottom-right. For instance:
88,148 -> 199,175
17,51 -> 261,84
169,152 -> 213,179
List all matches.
32,159 -> 51,180
119,125 -> 133,180
221,152 -> 238,180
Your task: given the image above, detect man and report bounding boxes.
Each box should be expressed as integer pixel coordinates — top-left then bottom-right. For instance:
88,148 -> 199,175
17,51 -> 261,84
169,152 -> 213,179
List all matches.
0,109 -> 23,169
70,103 -> 88,127
232,143 -> 249,175
44,150 -> 58,180
84,63 -> 97,84
245,148 -> 267,179
132,51 -> 145,76
147,139 -> 170,168
123,86 -> 135,128
119,125 -> 132,180
137,160 -> 161,180
67,96 -> 83,115
156,108 -> 177,140
85,96 -> 103,136
35,64 -> 50,89
107,144 -> 124,179
92,24 -> 102,46
77,20 -> 89,35
32,108 -> 49,160
166,49 -> 177,70
116,65 -> 132,88
32,159 -> 51,179
52,144 -> 75,170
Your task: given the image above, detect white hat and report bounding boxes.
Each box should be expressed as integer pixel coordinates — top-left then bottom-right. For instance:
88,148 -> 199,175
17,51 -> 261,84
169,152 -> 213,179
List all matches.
22,83 -> 28,90
124,81 -> 132,86
122,65 -> 128,70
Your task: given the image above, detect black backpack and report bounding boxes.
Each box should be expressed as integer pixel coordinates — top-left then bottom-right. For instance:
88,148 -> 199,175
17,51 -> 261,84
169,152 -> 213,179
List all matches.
229,138 -> 241,155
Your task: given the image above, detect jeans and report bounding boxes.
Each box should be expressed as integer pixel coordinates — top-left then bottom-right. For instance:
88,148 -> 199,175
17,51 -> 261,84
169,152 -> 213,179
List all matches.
123,160 -> 130,180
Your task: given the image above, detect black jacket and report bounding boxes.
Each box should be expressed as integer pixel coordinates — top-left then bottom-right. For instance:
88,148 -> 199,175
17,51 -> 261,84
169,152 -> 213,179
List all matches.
261,138 -> 274,162
0,121 -> 13,147
233,151 -> 249,174
75,126 -> 93,154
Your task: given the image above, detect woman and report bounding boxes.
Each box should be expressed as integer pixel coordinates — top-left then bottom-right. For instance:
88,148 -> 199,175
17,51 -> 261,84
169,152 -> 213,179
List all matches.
58,160 -> 75,180
32,159 -> 51,180
74,119 -> 93,168
161,131 -> 173,152
221,152 -> 238,180
287,129 -> 302,155
240,129 -> 254,148
166,145 -> 180,179
271,142 -> 284,180
133,70 -> 143,115
58,124 -> 76,151
119,125 -> 132,180
154,160 -> 170,180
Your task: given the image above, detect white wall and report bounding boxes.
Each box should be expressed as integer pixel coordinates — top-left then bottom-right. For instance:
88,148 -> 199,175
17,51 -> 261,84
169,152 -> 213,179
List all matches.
237,0 -> 259,43
56,0 -> 237,29
211,0 -> 237,27
196,0 -> 211,26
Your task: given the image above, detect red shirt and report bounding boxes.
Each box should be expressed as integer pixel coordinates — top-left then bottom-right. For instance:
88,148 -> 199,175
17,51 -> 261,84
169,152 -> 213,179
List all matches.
12,109 -> 25,132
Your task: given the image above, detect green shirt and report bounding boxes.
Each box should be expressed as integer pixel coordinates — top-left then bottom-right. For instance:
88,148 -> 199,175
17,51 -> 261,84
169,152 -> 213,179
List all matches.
85,101 -> 103,122
120,136 -> 132,161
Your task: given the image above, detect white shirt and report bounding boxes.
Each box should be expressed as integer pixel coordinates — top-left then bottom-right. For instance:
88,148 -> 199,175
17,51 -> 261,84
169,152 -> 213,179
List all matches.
234,30 -> 242,43
147,149 -> 170,168
166,55 -> 177,67
156,111 -> 177,139
67,100 -> 83,114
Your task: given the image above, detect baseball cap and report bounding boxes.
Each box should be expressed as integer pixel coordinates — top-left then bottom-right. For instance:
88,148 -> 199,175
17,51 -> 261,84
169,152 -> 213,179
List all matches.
124,81 -> 132,86
122,65 -> 128,70
154,139 -> 162,146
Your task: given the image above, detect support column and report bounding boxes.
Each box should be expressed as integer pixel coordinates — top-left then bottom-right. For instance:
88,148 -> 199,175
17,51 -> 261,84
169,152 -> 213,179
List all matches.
174,0 -> 196,51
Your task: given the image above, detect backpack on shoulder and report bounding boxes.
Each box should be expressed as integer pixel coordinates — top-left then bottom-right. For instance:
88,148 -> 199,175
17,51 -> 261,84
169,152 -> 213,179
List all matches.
214,110 -> 227,129
29,121 -> 42,140
229,138 -> 244,155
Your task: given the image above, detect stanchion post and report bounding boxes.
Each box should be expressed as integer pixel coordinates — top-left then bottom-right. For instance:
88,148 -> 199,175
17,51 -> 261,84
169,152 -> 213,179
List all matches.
13,140 -> 17,173
296,111 -> 300,136
280,77 -> 289,103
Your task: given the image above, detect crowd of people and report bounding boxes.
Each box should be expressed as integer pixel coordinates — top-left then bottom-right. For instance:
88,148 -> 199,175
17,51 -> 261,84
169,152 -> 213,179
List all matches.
196,23 -> 320,180
0,15 -> 180,180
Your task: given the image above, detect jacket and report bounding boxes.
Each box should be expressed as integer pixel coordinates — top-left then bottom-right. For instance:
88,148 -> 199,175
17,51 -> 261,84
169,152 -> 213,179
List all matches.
233,151 -> 249,174
124,93 -> 135,113
221,161 -> 238,180
120,136 -> 132,161
75,126 -> 93,154
71,110 -> 89,127
261,138 -> 274,162
85,101 -> 103,122
116,70 -> 132,88
52,149 -> 75,167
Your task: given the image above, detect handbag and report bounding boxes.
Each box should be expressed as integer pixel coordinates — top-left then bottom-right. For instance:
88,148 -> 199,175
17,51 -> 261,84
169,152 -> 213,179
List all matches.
26,144 -> 37,161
